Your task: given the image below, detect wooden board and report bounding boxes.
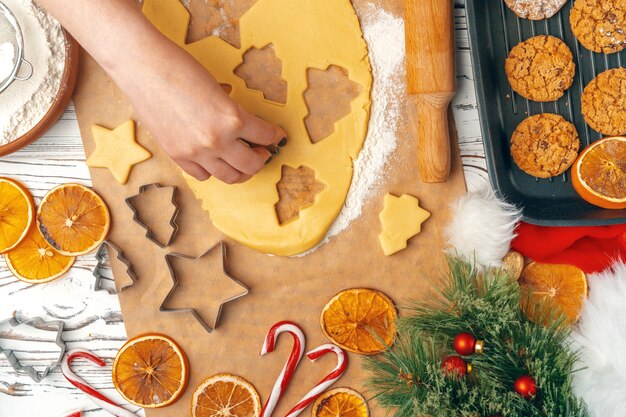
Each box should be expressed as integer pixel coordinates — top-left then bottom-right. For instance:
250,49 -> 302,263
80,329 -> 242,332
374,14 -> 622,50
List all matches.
71,1 -> 467,416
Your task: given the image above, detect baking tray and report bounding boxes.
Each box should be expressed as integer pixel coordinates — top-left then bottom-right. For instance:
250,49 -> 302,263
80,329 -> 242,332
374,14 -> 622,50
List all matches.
466,0 -> 626,226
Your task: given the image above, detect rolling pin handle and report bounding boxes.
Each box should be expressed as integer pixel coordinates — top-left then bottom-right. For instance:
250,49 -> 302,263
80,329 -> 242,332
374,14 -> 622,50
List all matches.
416,93 -> 453,183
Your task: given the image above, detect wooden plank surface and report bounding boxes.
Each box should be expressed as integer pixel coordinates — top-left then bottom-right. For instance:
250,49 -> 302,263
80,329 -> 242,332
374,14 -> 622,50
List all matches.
0,2 -> 488,416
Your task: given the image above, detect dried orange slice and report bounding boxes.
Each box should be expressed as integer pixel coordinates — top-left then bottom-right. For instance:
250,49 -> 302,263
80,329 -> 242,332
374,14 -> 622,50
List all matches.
311,388 -> 368,417
37,184 -> 110,256
4,226 -> 75,283
571,136 -> 626,209
191,373 -> 261,417
321,288 -> 397,355
112,333 -> 189,408
0,177 -> 35,254
519,262 -> 588,325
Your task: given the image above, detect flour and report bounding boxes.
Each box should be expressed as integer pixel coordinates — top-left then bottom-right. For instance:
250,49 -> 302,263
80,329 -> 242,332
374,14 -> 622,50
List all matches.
0,42 -> 15,82
298,5 -> 405,256
0,0 -> 65,145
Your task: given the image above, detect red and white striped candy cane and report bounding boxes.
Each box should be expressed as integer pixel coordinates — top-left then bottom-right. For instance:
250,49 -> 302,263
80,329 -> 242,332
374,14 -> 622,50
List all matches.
284,344 -> 348,417
260,321 -> 307,417
61,349 -> 139,417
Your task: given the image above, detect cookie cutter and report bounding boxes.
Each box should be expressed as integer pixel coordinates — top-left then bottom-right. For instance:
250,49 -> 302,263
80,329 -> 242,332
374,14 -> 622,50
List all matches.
125,183 -> 180,248
160,242 -> 249,333
0,314 -> 66,382
93,241 -> 137,295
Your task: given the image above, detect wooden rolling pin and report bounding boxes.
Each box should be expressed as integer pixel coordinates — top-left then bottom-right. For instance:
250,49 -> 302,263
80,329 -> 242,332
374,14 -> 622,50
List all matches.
404,0 -> 456,183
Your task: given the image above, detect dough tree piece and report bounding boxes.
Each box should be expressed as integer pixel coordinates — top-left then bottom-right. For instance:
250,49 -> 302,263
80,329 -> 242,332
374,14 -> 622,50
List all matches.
378,194 -> 431,256
86,120 -> 152,185
142,0 -> 373,256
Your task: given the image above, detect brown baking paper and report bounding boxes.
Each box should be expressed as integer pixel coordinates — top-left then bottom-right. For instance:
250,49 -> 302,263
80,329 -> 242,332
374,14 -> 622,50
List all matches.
72,1 -> 467,416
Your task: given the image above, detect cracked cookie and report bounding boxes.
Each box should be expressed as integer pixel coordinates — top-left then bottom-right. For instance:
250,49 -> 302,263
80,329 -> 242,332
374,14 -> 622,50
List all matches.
505,35 -> 575,102
510,113 -> 580,178
581,68 -> 626,135
505,0 -> 568,20
570,0 -> 626,54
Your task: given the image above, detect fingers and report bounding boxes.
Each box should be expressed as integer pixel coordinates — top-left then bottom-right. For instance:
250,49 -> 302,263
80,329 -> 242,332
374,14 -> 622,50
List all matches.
238,109 -> 286,147
175,159 -> 211,181
222,140 -> 272,176
195,155 -> 252,184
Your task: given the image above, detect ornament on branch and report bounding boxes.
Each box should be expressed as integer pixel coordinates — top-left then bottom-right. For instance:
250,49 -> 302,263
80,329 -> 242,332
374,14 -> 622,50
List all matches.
514,375 -> 537,398
441,355 -> 471,377
453,332 -> 484,356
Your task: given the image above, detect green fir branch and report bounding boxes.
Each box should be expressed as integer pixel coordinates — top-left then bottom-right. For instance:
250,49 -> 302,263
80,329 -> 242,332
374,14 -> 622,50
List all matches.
364,257 -> 587,417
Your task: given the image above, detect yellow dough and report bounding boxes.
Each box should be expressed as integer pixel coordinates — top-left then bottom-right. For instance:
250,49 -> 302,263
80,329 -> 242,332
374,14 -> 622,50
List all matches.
142,0 -> 372,256
86,120 -> 151,185
378,194 -> 431,256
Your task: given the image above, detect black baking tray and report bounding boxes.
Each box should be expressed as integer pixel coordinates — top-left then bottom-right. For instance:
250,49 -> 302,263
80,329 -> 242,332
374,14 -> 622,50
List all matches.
466,0 -> 626,226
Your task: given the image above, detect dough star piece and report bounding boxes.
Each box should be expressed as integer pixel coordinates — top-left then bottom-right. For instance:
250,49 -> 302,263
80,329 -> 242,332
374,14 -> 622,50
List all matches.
86,120 -> 152,185
378,194 -> 431,256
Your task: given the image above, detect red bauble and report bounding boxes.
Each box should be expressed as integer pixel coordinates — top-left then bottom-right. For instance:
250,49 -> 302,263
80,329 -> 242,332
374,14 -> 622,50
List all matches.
441,355 -> 469,376
514,375 -> 537,398
453,332 -> 477,356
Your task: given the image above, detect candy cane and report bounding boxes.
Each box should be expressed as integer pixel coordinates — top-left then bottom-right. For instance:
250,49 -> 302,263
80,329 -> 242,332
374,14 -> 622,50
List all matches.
284,344 -> 348,417
61,349 -> 139,417
60,412 -> 82,417
260,321 -> 307,417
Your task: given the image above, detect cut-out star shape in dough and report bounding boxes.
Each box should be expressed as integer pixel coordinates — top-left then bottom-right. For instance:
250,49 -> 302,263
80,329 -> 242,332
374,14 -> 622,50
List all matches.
378,193 -> 431,256
86,120 -> 151,184
161,242 -> 249,333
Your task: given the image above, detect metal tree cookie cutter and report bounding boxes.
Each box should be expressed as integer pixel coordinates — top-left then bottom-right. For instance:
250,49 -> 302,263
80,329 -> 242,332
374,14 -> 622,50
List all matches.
93,240 -> 138,295
0,1 -> 33,94
0,314 -> 66,382
161,242 -> 249,334
125,183 -> 180,248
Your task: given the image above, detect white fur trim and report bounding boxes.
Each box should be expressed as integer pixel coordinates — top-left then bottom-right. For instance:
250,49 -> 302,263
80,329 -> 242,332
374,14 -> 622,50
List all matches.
571,261 -> 626,417
445,187 -> 521,268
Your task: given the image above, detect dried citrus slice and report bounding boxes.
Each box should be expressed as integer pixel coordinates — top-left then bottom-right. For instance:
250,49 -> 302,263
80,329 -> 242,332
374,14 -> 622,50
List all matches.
4,226 -> 75,283
0,177 -> 35,254
519,262 -> 588,325
37,184 -> 110,256
321,288 -> 397,355
571,136 -> 626,209
311,387 -> 368,417
112,333 -> 189,408
191,373 -> 261,417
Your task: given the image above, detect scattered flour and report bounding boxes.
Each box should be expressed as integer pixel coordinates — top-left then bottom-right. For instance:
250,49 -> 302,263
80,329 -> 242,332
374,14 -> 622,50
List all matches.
0,42 -> 16,82
298,5 -> 405,256
0,0 -> 66,145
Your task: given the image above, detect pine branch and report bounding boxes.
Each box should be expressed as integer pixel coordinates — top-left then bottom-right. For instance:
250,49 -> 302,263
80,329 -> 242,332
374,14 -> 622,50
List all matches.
364,257 -> 588,417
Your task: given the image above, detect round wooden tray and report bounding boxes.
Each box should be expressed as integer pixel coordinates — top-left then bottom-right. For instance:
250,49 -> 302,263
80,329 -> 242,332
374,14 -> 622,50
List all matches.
0,29 -> 80,157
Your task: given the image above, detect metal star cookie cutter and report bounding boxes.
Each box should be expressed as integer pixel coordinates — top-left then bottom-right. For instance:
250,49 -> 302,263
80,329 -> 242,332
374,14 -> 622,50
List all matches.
160,242 -> 249,334
0,314 -> 66,382
93,241 -> 138,295
125,183 -> 180,248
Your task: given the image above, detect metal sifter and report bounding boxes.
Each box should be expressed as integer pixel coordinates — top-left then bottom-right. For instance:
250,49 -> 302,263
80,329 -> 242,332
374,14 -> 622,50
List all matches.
0,1 -> 32,93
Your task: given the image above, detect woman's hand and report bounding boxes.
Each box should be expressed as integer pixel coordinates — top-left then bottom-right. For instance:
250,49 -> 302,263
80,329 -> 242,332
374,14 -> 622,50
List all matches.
36,0 -> 286,184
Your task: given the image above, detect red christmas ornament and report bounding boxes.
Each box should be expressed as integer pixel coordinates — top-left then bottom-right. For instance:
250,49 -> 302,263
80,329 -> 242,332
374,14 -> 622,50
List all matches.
441,355 -> 471,376
453,332 -> 485,356
514,375 -> 537,398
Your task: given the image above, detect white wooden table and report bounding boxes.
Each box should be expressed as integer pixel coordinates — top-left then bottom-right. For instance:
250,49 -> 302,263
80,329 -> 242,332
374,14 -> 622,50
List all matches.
0,3 -> 488,416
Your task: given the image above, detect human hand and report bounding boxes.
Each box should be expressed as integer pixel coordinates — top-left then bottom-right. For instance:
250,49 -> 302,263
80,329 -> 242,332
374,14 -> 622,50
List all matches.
111,31 -> 287,184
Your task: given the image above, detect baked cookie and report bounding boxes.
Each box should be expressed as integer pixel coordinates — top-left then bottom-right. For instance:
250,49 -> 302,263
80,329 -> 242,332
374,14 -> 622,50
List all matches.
570,0 -> 626,54
581,68 -> 626,135
510,113 -> 580,178
505,35 -> 576,102
505,0 -> 568,20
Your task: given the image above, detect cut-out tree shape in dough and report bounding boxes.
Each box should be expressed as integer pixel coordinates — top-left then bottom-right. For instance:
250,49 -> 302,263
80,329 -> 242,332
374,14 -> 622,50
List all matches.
378,194 -> 431,256
275,165 -> 326,225
234,44 -> 287,104
305,65 -> 363,143
142,0 -> 372,256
